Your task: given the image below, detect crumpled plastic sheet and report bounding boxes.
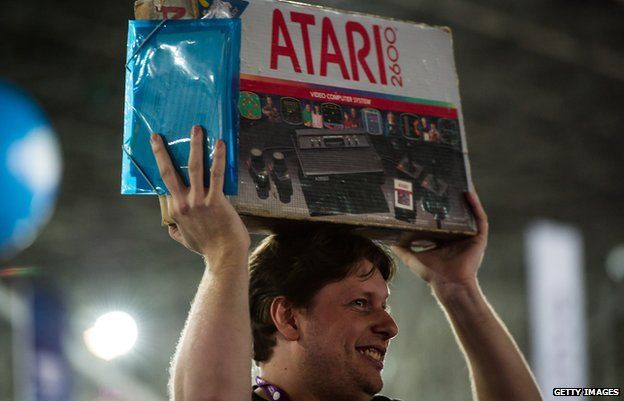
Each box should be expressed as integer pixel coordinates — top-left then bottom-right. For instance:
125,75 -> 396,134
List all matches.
121,18 -> 241,195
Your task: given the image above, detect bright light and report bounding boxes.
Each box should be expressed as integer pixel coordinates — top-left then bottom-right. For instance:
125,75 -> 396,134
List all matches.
83,311 -> 138,361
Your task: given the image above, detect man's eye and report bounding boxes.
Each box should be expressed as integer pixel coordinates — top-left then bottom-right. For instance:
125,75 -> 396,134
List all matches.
352,299 -> 368,308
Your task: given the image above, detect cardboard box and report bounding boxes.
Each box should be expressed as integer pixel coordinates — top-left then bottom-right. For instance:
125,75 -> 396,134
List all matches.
138,0 -> 477,246
233,0 -> 477,245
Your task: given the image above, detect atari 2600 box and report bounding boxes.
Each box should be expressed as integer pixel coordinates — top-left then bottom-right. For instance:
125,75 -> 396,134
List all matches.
230,0 -> 476,244
140,0 -> 478,245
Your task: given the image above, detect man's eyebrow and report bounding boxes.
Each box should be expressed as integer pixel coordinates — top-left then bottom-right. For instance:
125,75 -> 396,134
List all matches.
354,290 -> 391,302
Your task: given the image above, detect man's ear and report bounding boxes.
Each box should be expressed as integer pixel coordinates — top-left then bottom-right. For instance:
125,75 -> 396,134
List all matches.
270,296 -> 301,341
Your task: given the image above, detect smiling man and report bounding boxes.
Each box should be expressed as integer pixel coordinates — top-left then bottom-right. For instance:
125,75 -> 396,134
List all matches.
150,125 -> 543,401
247,229 -> 398,401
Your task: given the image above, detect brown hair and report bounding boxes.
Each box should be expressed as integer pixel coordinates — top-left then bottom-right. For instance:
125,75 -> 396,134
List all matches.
249,225 -> 395,362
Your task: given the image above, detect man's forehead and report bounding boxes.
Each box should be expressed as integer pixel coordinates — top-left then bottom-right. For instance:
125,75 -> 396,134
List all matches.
340,266 -> 391,297
352,260 -> 388,280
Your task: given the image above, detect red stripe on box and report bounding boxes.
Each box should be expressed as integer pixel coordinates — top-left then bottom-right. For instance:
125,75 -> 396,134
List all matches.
240,76 -> 458,119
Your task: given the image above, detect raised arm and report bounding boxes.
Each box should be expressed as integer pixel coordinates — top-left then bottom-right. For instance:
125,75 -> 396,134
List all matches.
391,192 -> 542,401
151,125 -> 252,401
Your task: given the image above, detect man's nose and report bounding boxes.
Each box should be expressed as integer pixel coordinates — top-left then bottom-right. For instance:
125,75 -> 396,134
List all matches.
372,309 -> 399,340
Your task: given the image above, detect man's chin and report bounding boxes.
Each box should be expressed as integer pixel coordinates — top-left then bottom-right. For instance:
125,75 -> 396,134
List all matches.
361,375 -> 383,396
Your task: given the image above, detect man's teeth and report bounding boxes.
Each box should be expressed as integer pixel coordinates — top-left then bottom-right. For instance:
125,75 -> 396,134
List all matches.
359,348 -> 383,362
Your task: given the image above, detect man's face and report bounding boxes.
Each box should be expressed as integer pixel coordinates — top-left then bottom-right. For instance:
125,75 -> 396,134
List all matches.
296,261 -> 398,400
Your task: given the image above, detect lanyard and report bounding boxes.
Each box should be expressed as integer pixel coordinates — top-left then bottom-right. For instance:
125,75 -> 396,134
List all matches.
256,376 -> 293,401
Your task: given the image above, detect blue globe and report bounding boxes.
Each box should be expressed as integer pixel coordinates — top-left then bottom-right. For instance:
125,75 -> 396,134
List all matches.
0,81 -> 62,260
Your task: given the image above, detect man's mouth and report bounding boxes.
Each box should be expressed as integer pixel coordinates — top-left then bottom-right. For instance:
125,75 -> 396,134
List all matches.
356,347 -> 385,368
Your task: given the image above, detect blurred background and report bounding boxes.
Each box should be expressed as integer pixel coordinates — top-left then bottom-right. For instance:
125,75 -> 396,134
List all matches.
1,0 -> 623,400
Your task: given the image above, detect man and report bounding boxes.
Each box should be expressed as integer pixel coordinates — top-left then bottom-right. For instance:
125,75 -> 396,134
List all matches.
262,96 -> 281,122
349,107 -> 360,128
150,125 -> 543,401
302,103 -> 313,127
312,104 -> 323,128
385,111 -> 399,137
247,225 -> 397,401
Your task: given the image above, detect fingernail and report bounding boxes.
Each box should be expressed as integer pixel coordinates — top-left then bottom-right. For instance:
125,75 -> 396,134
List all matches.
192,125 -> 202,137
217,139 -> 224,149
150,134 -> 157,145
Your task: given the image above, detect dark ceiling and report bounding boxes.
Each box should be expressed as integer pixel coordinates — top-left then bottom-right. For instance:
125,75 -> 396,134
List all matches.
1,0 -> 623,400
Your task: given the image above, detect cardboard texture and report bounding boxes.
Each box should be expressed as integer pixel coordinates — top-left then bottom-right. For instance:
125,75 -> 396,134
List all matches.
133,0 -> 477,245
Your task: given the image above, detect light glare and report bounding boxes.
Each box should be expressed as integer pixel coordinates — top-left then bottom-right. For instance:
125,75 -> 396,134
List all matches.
83,311 -> 138,361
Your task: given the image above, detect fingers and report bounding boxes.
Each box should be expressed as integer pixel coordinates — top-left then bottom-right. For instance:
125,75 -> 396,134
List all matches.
466,191 -> 486,220
208,139 -> 226,199
168,224 -> 185,243
151,133 -> 185,196
390,245 -> 428,279
465,191 -> 489,237
187,125 -> 205,193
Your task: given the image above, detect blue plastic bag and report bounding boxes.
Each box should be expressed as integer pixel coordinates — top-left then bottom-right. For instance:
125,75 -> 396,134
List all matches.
121,18 -> 241,195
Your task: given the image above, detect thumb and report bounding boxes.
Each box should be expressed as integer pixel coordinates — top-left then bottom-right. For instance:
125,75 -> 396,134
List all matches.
168,224 -> 185,244
390,245 -> 429,280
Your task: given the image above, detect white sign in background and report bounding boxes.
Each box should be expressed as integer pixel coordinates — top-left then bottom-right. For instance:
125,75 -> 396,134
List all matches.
525,220 -> 587,401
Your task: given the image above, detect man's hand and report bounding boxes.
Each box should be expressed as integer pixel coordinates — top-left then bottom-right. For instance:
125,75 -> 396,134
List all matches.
393,192 -> 543,401
391,192 -> 487,290
150,125 -> 250,264
154,127 -> 253,401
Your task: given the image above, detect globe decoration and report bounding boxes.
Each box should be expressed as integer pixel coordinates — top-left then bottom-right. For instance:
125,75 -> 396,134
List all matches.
0,81 -> 62,260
